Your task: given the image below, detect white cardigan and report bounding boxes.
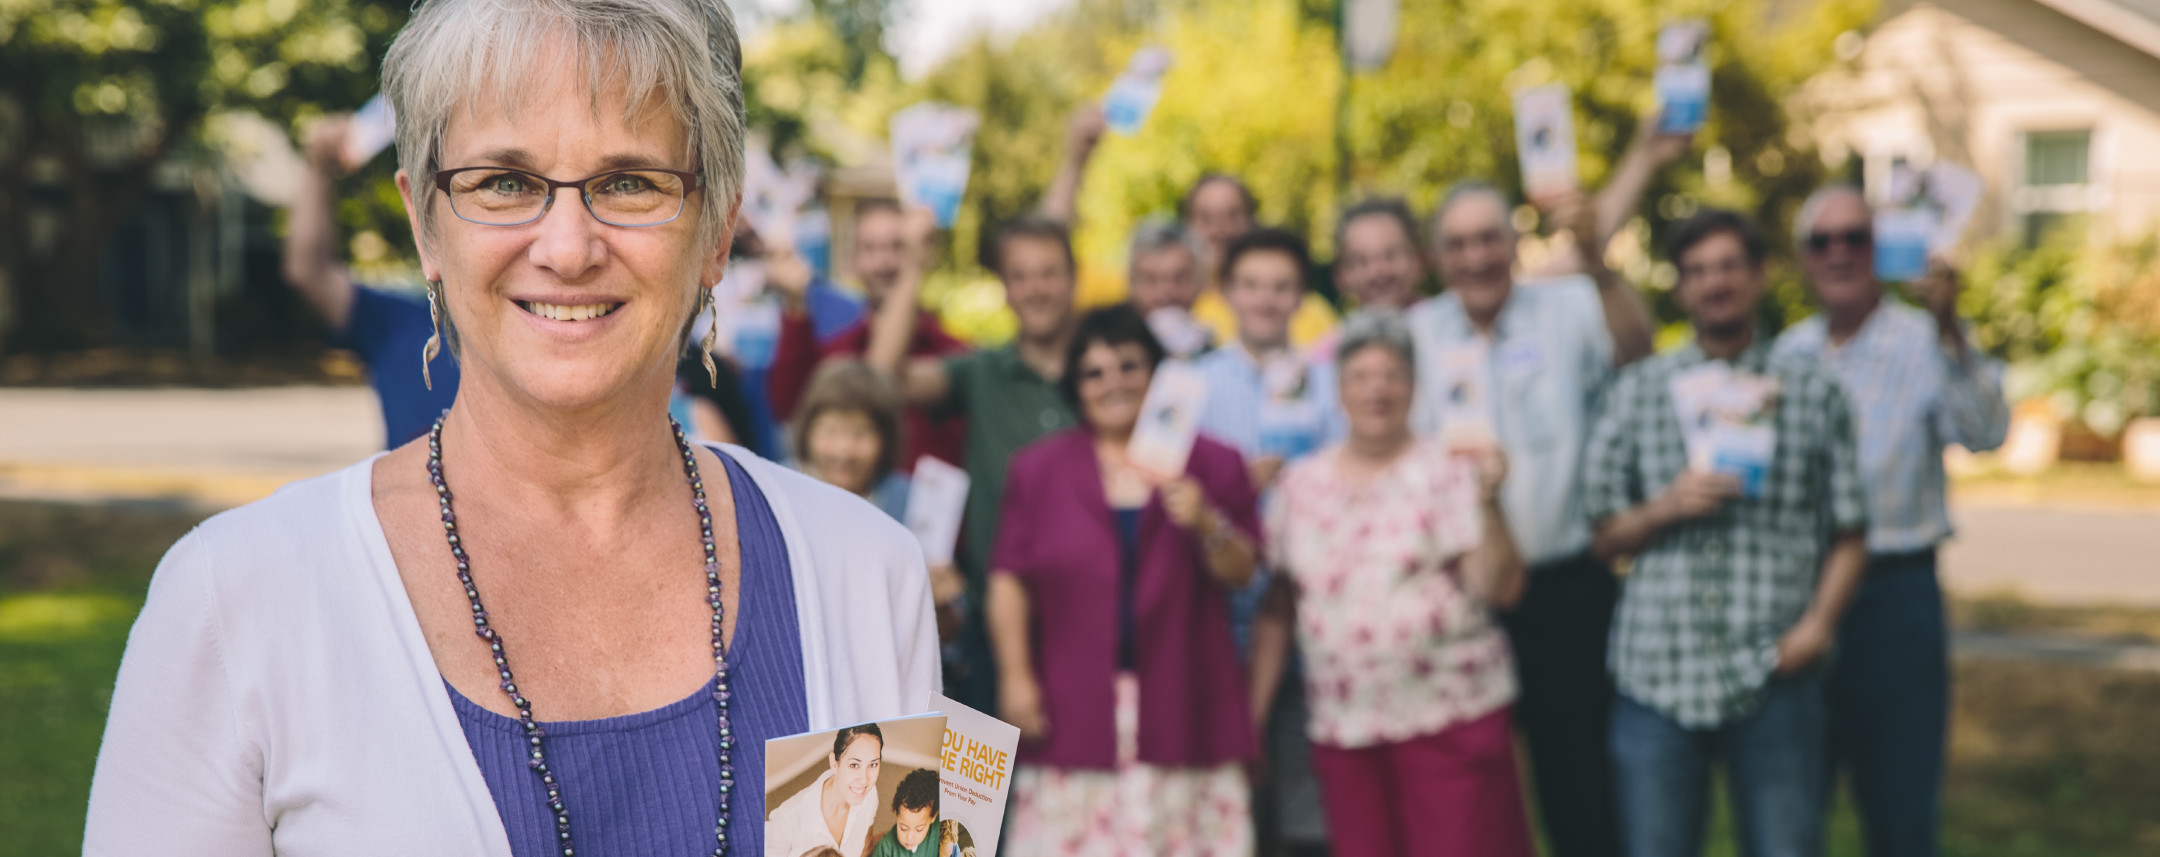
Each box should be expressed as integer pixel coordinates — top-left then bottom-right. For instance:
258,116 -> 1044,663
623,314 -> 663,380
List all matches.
84,446 -> 940,856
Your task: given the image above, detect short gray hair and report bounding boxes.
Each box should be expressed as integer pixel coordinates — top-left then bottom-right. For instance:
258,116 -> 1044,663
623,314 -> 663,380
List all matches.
1127,219 -> 1206,277
1334,310 -> 1417,378
383,0 -> 747,253
1792,184 -> 1867,247
1429,179 -> 1514,241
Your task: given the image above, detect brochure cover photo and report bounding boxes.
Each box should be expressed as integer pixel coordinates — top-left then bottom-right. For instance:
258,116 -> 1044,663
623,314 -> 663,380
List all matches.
763,697 -> 1020,857
764,714 -> 948,857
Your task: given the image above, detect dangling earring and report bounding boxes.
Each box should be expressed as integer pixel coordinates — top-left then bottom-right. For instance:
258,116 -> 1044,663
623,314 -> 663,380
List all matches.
421,279 -> 444,391
697,286 -> 720,387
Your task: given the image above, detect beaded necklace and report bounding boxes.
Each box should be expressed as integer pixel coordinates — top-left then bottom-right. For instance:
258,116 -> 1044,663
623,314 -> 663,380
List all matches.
427,416 -> 737,857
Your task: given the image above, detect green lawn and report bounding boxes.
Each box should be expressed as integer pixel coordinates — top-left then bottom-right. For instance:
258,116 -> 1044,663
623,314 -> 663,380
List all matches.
4,499 -> 2158,857
1,500 -> 200,857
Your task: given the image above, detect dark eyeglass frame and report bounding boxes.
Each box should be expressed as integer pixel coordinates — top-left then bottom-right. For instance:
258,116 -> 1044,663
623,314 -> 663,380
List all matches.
1805,227 -> 1872,254
431,166 -> 704,227
1079,358 -> 1149,384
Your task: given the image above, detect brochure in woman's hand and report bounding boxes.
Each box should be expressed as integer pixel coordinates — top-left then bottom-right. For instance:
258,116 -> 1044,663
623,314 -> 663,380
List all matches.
1431,343 -> 1497,449
1128,362 -> 1210,482
762,698 -> 1018,857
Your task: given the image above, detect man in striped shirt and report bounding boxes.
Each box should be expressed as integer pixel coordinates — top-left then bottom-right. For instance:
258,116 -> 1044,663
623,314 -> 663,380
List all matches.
1773,185 -> 2010,857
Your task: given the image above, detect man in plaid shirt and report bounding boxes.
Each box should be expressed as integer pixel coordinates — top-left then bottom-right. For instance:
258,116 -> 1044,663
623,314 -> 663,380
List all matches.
1581,208 -> 1869,857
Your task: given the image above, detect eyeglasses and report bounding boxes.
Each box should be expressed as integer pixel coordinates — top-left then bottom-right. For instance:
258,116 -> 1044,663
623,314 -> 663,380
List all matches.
1079,358 -> 1148,384
1805,227 -> 1871,254
432,166 -> 703,227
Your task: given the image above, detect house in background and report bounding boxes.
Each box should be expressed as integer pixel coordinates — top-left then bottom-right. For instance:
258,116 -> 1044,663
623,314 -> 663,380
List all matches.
1799,0 -> 2160,246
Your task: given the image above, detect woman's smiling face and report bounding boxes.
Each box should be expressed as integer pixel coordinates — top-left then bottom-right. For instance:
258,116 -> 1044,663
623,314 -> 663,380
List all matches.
398,54 -> 730,414
831,733 -> 882,803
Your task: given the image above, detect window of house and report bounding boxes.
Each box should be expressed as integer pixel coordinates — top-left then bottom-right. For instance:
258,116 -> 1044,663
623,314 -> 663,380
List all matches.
2017,129 -> 2093,245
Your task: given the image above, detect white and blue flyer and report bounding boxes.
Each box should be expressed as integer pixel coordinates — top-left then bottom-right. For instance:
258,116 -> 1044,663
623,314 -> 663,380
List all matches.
1513,83 -> 1580,202
1102,46 -> 1174,135
1653,21 -> 1711,135
890,103 -> 981,229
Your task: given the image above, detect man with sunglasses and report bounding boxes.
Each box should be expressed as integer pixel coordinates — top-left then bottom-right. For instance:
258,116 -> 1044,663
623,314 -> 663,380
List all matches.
1772,185 -> 2009,857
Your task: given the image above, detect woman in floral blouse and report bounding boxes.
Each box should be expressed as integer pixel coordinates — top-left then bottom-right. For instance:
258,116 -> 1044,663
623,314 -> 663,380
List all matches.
1261,312 -> 1533,857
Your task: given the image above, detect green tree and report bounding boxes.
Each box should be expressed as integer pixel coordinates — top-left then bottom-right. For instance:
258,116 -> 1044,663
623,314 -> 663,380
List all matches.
804,0 -> 895,87
844,0 -> 1877,331
0,0 -> 411,353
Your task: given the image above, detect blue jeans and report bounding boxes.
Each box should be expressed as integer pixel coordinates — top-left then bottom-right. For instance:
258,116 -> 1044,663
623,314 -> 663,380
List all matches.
1829,551 -> 1948,857
1611,674 -> 1829,857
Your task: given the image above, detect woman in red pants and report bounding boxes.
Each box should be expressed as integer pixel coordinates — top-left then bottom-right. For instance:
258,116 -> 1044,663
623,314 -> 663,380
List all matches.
1261,313 -> 1534,857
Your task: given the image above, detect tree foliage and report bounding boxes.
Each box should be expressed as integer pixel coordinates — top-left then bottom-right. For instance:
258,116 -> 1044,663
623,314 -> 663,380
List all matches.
0,0 -> 412,352
740,0 -> 1879,335
1963,224 -> 2160,430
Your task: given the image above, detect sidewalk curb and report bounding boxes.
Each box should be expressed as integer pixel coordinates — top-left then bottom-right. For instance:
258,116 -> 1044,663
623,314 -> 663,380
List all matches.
1953,630 -> 2160,672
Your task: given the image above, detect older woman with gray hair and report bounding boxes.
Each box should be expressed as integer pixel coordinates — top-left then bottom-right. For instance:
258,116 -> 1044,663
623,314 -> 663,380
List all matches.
83,1 -> 937,855
1258,312 -> 1533,857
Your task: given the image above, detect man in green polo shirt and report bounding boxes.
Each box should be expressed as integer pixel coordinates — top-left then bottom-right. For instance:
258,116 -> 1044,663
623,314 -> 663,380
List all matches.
869,215 -> 1080,709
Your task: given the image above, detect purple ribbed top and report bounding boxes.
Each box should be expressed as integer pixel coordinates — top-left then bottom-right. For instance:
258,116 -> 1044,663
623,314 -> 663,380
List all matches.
446,449 -> 807,856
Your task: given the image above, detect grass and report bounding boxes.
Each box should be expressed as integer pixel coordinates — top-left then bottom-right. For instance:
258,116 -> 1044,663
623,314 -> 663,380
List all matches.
4,498 -> 2159,857
0,500 -> 204,857
1954,593 -> 2160,643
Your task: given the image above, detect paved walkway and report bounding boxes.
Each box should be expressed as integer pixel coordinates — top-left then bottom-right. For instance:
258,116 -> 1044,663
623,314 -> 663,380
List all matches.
1941,502 -> 2160,607
0,387 -> 380,507
1954,629 -> 2160,672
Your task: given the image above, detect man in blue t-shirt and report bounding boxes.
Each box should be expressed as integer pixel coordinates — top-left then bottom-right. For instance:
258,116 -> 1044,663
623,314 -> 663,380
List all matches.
726,221 -> 864,458
287,114 -> 459,449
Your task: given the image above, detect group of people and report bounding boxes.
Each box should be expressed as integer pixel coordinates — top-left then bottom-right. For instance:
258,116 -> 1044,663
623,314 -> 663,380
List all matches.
727,100 -> 2009,857
86,1 -> 2009,856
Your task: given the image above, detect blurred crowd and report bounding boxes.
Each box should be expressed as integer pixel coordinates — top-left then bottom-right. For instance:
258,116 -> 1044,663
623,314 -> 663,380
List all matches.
290,94 -> 2008,857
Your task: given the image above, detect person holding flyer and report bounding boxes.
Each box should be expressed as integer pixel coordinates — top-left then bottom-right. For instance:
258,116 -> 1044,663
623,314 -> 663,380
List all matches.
874,217 -> 1083,711
787,360 -> 968,646
717,217 -> 867,456
86,3 -> 940,857
1178,174 -> 1341,349
1331,197 -> 1430,317
284,112 -> 461,448
788,360 -> 914,517
1191,228 -> 1344,855
1127,221 -> 1216,359
1196,228 -> 1347,492
988,305 -> 1262,857
1266,313 -> 1534,857
768,200 -> 964,468
1581,209 -> 1869,857
1401,179 -> 1654,857
1774,185 -> 2009,857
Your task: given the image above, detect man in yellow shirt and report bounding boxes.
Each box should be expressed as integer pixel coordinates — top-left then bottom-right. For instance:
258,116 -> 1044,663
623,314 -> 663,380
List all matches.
1183,174 -> 1340,347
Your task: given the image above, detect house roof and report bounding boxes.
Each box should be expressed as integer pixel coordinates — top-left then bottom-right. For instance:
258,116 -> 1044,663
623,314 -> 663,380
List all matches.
2031,0 -> 2160,60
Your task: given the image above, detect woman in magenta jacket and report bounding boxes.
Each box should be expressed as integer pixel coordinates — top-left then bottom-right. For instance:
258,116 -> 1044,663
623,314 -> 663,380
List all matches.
987,304 -> 1262,856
